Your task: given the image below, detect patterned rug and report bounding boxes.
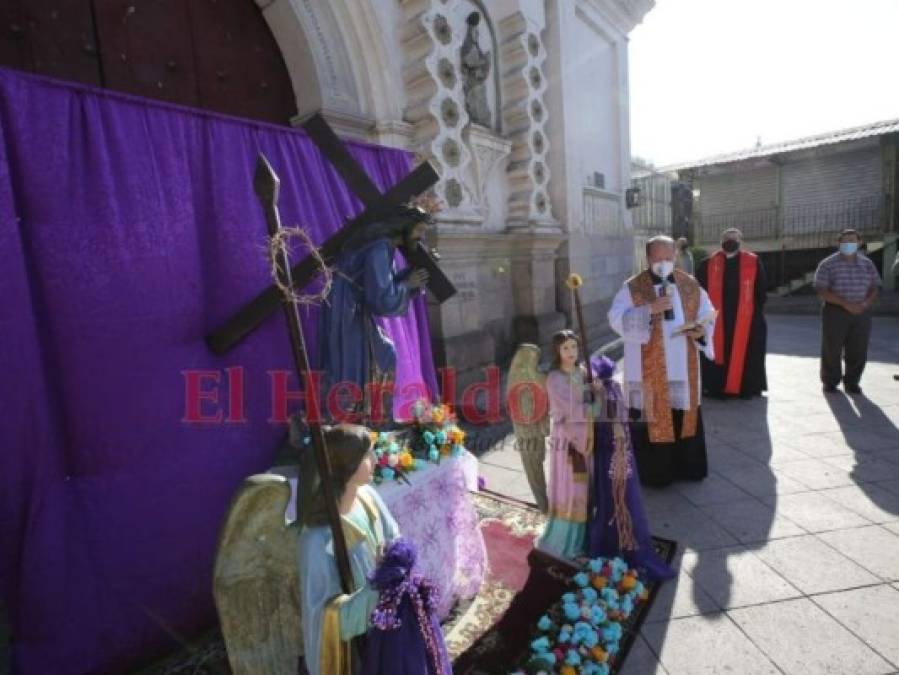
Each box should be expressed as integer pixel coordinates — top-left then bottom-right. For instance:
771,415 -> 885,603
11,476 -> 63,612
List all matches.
450,490 -> 677,674
135,490 -> 675,674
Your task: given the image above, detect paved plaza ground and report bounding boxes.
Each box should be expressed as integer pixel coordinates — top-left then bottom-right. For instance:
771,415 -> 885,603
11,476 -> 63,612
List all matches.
2,315 -> 894,674
481,314 -> 899,675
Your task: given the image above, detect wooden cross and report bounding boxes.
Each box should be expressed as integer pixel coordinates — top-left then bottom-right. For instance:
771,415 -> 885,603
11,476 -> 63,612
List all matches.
206,113 -> 456,355
253,153 -> 354,593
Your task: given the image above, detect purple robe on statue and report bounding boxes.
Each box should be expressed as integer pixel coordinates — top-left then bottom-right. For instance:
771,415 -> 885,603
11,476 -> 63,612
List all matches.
318,237 -> 413,399
588,357 -> 675,582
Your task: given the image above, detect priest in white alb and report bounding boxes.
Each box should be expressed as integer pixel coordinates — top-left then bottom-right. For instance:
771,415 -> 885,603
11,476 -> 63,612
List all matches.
608,235 -> 717,487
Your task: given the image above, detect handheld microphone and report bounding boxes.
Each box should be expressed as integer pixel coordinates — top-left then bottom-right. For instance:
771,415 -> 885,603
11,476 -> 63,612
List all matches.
661,279 -> 675,321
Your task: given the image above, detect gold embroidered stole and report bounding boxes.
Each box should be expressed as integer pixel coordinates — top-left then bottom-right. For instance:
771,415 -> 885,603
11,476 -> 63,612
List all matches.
321,599 -> 352,675
319,490 -> 382,675
627,269 -> 700,443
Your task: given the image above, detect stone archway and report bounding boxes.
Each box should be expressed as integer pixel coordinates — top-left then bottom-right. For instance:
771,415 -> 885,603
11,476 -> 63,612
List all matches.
256,0 -> 404,139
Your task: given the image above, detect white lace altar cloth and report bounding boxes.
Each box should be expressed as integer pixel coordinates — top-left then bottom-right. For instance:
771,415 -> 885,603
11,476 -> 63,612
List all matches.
280,451 -> 486,619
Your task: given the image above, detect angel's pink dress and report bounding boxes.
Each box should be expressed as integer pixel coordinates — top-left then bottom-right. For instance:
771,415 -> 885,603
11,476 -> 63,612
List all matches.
534,368 -> 593,560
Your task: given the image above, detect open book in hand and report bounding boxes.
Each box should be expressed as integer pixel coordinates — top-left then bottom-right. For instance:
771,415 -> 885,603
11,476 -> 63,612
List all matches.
672,309 -> 718,337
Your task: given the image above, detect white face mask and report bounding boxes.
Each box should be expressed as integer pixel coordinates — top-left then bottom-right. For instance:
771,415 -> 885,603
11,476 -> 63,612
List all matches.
651,260 -> 674,279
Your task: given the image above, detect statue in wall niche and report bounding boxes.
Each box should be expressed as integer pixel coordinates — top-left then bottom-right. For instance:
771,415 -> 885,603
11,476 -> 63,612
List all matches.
460,11 -> 492,128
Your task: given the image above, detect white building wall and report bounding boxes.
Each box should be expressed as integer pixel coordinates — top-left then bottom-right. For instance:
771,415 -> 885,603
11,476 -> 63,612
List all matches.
545,0 -> 646,348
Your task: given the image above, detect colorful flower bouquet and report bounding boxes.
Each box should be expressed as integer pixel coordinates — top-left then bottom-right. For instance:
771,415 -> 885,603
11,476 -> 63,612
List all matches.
367,401 -> 469,485
407,400 -> 467,463
369,431 -> 420,485
512,556 -> 650,675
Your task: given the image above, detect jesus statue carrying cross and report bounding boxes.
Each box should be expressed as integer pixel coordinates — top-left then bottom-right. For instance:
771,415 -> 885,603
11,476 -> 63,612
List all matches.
317,202 -> 435,421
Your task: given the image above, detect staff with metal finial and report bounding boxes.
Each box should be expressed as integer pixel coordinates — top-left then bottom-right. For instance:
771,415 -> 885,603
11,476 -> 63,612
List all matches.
565,273 -> 594,388
254,152 -> 354,595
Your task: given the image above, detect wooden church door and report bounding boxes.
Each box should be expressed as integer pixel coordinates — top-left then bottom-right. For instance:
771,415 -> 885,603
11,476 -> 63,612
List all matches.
0,0 -> 297,124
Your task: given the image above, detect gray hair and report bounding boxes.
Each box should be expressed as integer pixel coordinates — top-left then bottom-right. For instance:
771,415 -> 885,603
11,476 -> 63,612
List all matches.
645,235 -> 675,257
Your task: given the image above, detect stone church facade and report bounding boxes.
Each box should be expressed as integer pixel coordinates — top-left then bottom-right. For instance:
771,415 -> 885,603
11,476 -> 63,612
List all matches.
261,0 -> 653,382
2,0 -> 653,383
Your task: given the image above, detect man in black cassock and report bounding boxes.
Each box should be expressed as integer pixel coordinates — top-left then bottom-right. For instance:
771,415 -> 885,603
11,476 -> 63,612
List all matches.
696,228 -> 768,399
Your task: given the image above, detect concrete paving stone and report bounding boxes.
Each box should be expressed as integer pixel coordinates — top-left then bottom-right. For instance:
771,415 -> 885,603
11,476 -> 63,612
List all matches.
828,429 -> 899,452
680,546 -> 802,609
813,585 -> 899,669
642,488 -> 698,516
479,445 -> 530,471
730,597 -> 895,675
672,473 -> 753,506
642,613 -> 780,675
874,448 -> 899,466
819,485 -> 899,524
706,444 -> 765,472
618,633 -> 668,675
701,497 -> 807,544
821,454 -> 899,483
786,413 -> 853,434
724,433 -> 812,464
765,444 -> 818,466
780,431 -> 859,459
817,525 -> 899,581
717,463 -> 810,499
773,457 -> 857,489
773,402 -> 840,419
762,491 -> 872,532
705,427 -> 770,446
643,565 -> 720,623
647,502 -> 740,551
478,462 -> 531,495
754,534 -> 880,594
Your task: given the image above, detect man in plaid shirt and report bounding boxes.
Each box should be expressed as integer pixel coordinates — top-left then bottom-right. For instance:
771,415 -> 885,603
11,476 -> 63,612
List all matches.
814,229 -> 881,395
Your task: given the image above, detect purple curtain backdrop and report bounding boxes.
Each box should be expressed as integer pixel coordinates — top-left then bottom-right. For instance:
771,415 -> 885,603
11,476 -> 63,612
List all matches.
0,68 -> 437,674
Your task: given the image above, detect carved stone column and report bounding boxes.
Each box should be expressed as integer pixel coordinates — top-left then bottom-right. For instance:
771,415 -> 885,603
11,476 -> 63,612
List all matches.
400,0 -> 479,222
509,231 -> 567,347
498,11 -> 555,229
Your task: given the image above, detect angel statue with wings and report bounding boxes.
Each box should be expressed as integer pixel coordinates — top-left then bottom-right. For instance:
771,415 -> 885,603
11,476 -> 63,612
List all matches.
507,335 -> 674,580
213,424 -> 451,675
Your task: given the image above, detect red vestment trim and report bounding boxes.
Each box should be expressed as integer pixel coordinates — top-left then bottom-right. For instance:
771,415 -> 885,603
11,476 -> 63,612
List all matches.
707,250 -> 757,395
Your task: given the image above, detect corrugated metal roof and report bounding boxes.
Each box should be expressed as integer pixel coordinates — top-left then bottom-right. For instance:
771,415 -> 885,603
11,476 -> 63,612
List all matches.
660,116 -> 899,172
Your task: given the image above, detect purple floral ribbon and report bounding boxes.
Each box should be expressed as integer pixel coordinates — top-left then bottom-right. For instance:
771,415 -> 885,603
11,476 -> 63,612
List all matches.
590,355 -> 638,551
368,538 -> 447,674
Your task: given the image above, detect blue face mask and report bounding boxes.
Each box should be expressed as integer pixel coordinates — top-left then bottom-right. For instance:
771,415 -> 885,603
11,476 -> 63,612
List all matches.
839,242 -> 858,255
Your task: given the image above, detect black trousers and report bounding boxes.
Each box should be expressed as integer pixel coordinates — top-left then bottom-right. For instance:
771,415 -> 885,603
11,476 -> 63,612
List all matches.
820,303 -> 872,388
629,407 -> 708,487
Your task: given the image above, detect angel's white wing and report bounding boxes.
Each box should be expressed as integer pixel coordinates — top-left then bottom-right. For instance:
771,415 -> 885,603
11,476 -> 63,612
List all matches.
506,343 -> 549,439
213,474 -> 301,675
